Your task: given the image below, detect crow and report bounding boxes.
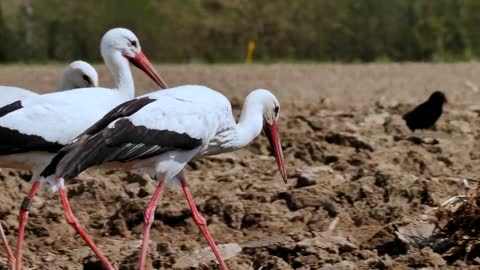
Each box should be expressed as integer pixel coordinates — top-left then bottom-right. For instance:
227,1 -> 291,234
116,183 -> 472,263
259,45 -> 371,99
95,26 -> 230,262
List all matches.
402,91 -> 447,131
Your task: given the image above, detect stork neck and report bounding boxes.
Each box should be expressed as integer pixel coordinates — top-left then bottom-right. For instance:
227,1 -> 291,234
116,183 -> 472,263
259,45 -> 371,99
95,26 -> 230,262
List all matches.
56,74 -> 71,91
232,101 -> 264,149
56,67 -> 76,91
104,51 -> 135,98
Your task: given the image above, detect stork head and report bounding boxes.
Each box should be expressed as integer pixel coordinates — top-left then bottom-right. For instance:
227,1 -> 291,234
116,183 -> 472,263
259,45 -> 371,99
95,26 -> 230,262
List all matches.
61,60 -> 99,89
100,28 -> 168,89
249,89 -> 287,183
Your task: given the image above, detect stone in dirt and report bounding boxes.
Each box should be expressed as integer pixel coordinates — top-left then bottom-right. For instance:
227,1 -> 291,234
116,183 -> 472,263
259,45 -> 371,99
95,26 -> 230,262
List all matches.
173,243 -> 242,269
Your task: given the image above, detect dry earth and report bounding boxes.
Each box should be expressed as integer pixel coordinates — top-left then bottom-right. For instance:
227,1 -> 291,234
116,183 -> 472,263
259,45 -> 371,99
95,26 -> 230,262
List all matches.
1,63 -> 480,269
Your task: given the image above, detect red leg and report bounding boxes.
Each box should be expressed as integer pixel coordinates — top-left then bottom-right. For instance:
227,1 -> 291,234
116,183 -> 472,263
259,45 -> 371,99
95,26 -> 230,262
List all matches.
15,179 -> 41,270
56,178 -> 114,270
0,222 -> 15,268
178,175 -> 228,270
138,179 -> 167,270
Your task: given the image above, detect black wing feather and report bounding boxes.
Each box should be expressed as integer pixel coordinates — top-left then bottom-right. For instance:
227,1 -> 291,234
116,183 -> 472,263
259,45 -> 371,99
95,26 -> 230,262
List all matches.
0,127 -> 63,155
0,100 -> 22,117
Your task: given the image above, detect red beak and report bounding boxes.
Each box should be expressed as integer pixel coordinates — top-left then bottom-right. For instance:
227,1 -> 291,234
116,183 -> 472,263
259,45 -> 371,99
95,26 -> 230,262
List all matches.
125,51 -> 168,89
263,120 -> 287,183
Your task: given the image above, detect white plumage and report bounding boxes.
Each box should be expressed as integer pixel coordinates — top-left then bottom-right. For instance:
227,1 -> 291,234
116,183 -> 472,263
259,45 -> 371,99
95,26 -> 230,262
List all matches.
133,86 -> 231,145
0,60 -> 98,107
0,87 -> 34,106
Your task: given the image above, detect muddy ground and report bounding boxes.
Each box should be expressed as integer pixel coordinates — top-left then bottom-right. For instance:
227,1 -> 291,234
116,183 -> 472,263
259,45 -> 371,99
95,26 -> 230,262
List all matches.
2,63 -> 480,269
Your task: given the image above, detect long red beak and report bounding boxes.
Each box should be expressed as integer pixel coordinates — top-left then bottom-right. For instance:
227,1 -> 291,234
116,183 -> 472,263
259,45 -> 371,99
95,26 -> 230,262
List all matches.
263,120 -> 287,183
125,51 -> 168,89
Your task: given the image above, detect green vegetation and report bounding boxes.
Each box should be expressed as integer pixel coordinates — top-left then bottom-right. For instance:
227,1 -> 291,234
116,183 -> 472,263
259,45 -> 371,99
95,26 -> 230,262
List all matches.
1,0 -> 480,63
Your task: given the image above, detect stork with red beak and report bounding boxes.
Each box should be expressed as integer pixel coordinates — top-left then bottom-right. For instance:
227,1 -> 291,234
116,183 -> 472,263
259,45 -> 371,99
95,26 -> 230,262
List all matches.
0,27 -> 167,270
41,85 -> 287,270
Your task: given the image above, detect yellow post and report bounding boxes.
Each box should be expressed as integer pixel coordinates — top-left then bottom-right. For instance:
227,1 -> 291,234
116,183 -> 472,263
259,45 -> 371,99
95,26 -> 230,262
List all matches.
245,41 -> 255,64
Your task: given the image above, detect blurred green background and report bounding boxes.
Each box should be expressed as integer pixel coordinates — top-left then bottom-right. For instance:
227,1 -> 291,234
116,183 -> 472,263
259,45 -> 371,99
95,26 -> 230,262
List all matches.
1,0 -> 480,63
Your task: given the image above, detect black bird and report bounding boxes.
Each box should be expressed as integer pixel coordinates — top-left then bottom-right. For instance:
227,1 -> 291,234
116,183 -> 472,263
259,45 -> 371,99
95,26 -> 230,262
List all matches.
402,91 -> 447,131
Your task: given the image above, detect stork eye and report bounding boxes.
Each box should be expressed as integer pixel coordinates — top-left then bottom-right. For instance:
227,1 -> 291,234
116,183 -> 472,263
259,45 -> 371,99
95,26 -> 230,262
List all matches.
82,74 -> 92,85
130,40 -> 137,47
274,106 -> 280,115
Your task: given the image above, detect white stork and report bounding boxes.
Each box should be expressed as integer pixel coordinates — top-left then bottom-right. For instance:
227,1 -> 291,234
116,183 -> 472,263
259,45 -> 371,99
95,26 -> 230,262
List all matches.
41,85 -> 287,270
0,59 -> 98,268
0,60 -> 99,107
0,28 -> 167,270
